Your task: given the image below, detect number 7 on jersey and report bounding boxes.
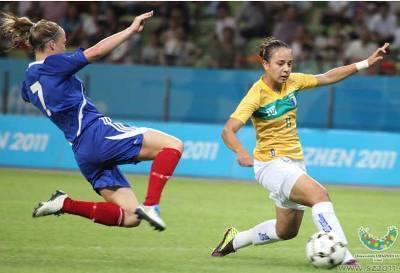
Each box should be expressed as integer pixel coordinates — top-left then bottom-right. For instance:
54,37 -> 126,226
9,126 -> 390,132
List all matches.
30,81 -> 52,116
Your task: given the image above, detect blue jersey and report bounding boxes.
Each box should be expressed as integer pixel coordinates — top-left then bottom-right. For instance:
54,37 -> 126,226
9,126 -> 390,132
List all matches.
21,48 -> 102,143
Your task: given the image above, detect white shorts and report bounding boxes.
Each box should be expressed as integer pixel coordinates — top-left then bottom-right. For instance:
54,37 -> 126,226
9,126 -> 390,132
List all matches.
254,157 -> 307,210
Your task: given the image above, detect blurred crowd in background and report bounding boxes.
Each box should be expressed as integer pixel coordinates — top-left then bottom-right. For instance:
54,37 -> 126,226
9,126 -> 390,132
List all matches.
1,1 -> 400,75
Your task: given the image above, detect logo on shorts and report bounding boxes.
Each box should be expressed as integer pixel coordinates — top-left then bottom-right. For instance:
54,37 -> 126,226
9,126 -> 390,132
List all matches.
258,232 -> 271,241
358,226 -> 398,251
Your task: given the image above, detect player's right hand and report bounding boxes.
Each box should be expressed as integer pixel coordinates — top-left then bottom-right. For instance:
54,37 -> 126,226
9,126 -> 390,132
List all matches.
367,42 -> 389,67
236,151 -> 253,167
130,10 -> 153,33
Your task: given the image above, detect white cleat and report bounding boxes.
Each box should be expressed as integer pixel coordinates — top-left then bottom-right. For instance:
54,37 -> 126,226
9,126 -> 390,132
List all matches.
135,204 -> 166,231
32,190 -> 68,218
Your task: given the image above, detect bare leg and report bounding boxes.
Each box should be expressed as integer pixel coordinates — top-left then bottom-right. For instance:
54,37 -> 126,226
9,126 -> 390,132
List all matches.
137,129 -> 183,161
275,206 -> 304,240
289,174 -> 330,206
135,129 -> 183,205
234,206 -> 304,249
289,174 -> 354,263
212,206 -> 304,257
33,188 -> 138,228
99,187 -> 141,227
133,129 -> 184,230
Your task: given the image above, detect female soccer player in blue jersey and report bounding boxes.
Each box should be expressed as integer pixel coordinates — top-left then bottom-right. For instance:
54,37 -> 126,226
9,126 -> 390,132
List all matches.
0,11 -> 183,231
211,37 -> 389,266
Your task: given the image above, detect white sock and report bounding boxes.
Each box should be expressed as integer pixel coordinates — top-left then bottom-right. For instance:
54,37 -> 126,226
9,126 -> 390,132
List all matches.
233,219 -> 281,250
312,202 -> 354,262
232,229 -> 252,250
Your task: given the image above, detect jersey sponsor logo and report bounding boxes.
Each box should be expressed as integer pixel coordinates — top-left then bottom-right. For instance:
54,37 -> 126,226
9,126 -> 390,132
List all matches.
265,105 -> 277,116
252,91 -> 299,120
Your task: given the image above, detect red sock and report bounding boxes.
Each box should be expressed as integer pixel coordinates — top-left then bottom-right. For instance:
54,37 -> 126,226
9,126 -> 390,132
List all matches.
144,147 -> 182,206
61,198 -> 124,226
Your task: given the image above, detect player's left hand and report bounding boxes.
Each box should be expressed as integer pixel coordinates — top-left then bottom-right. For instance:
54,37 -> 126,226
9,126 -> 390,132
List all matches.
130,10 -> 153,33
367,43 -> 390,66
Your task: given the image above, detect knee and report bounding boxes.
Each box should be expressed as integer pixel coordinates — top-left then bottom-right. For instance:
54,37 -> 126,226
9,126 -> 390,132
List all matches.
276,228 -> 299,240
176,139 -> 184,153
311,187 -> 330,205
166,138 -> 184,154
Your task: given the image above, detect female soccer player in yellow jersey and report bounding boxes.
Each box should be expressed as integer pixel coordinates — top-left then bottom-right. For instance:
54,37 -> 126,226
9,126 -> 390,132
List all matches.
211,37 -> 389,266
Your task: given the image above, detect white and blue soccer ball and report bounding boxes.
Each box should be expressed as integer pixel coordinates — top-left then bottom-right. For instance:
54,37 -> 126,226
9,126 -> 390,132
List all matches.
306,231 -> 347,269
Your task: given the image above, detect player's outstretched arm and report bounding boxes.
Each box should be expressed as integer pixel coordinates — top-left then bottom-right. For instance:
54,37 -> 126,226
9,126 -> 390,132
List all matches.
222,118 -> 253,167
84,11 -> 153,62
315,43 -> 389,86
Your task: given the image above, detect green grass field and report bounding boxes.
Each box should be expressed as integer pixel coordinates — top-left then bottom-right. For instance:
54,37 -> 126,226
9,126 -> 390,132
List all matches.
0,168 -> 399,273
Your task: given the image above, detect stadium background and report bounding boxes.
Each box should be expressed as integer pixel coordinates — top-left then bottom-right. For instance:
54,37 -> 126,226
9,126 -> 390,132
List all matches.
0,2 -> 399,273
1,1 -> 399,185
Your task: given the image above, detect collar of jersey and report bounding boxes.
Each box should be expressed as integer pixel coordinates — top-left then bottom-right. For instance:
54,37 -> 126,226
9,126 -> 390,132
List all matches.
28,59 -> 45,68
257,76 -> 286,96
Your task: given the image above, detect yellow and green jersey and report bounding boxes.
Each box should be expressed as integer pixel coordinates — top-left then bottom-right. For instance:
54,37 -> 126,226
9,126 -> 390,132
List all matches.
231,73 -> 318,162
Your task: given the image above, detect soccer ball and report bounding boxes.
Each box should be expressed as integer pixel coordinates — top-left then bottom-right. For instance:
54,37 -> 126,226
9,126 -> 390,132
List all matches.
306,231 -> 347,269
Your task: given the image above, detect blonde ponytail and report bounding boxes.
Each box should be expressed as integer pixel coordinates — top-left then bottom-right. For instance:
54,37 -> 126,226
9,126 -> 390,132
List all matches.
0,12 -> 34,49
1,12 -> 61,51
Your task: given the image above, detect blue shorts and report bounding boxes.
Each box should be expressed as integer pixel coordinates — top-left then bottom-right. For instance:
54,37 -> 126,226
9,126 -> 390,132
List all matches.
72,117 -> 147,192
